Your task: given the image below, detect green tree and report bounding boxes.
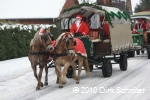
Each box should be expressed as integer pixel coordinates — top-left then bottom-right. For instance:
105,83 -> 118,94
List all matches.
134,0 -> 150,13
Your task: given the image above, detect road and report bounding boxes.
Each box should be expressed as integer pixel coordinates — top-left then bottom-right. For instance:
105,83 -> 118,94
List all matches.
0,53 -> 150,100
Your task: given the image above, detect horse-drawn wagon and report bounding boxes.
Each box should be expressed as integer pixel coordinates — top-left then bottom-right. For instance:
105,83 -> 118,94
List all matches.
58,3 -> 133,77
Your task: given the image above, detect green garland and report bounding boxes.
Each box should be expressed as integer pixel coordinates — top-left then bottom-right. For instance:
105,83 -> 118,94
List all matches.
61,3 -> 131,27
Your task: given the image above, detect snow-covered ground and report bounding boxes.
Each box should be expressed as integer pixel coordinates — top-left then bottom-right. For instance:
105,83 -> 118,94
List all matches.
0,53 -> 150,100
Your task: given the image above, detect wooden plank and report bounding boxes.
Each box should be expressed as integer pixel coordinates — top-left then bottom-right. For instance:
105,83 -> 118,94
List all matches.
93,42 -> 111,56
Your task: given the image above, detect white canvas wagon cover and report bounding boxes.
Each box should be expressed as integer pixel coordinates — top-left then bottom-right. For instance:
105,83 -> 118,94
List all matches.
59,3 -> 133,53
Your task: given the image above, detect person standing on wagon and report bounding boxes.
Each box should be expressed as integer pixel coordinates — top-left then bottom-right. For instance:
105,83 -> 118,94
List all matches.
132,18 -> 146,34
144,19 -> 150,44
70,14 -> 89,37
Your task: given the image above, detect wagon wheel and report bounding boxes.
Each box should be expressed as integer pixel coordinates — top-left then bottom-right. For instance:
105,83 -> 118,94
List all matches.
89,65 -> 93,72
141,50 -> 144,54
136,50 -> 140,55
102,60 -> 112,77
66,66 -> 73,78
148,50 -> 150,59
127,51 -> 135,57
119,53 -> 128,71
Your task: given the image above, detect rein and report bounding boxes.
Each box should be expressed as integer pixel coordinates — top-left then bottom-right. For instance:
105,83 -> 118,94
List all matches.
28,51 -> 50,55
52,47 -> 68,59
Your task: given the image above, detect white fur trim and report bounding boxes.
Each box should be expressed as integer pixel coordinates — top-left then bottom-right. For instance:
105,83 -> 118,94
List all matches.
39,28 -> 45,35
76,17 -> 82,19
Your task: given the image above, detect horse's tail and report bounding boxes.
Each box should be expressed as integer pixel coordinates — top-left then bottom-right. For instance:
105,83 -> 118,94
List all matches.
83,58 -> 91,78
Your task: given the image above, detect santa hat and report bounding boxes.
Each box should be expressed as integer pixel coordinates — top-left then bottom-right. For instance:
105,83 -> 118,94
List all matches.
137,18 -> 143,23
76,14 -> 83,19
39,28 -> 45,35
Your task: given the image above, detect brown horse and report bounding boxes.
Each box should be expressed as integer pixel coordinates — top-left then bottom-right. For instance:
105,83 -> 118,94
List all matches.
53,32 -> 76,88
28,28 -> 54,90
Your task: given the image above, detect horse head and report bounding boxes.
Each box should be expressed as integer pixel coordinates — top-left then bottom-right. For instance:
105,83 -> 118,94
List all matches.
56,32 -> 76,56
64,32 -> 76,56
39,28 -> 54,52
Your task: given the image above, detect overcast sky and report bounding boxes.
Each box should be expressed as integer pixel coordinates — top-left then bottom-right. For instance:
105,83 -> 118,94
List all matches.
0,0 -> 141,19
131,0 -> 140,12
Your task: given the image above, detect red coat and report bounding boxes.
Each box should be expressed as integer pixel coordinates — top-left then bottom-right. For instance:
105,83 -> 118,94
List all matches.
70,21 -> 89,35
134,23 -> 146,31
103,22 -> 110,38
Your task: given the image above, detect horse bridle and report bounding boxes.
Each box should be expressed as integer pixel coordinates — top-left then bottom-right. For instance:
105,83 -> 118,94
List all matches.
52,35 -> 76,58
41,33 -> 53,47
65,36 -> 76,50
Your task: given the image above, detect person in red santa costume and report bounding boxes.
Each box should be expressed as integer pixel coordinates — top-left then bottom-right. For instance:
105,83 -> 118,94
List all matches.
70,14 -> 89,37
132,18 -> 146,34
70,14 -> 90,57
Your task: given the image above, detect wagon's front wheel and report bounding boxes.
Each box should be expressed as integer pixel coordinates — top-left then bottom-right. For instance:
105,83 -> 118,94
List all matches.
66,66 -> 73,78
102,60 -> 112,77
136,50 -> 140,55
119,53 -> 128,71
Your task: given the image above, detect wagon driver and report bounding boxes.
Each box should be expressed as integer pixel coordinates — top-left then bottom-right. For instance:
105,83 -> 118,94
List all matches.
70,14 -> 89,57
70,14 -> 89,37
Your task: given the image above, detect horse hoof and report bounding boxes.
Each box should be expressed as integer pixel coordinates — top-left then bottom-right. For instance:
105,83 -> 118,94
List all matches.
44,82 -> 48,86
63,82 -> 67,84
36,87 -> 40,90
76,82 -> 79,84
59,86 -> 63,88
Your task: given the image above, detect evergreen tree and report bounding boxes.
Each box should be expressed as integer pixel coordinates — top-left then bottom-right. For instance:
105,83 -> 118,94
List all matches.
134,0 -> 150,13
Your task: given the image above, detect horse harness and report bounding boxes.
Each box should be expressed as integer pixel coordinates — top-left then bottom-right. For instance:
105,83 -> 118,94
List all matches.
28,33 -> 53,68
52,36 -> 76,61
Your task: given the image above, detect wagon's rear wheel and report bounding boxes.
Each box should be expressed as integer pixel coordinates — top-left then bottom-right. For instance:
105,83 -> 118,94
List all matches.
141,50 -> 144,54
119,53 -> 128,71
66,66 -> 73,78
148,50 -> 150,59
89,65 -> 93,72
147,45 -> 150,59
102,60 -> 112,77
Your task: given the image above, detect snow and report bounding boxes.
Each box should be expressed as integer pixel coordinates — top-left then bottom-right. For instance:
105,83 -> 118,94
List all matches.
0,53 -> 150,100
0,23 -> 56,31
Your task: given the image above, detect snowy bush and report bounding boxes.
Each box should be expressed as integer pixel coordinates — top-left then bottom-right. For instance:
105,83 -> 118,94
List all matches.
0,23 -> 58,60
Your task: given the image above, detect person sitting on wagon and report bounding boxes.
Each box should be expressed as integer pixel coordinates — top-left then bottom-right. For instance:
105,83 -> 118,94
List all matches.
146,19 -> 150,31
132,18 -> 146,34
70,14 -> 89,37
143,19 -> 150,44
99,17 -> 110,40
103,20 -> 110,39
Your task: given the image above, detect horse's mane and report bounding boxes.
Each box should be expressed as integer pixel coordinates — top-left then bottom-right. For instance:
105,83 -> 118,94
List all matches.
30,30 -> 42,47
55,32 -> 66,47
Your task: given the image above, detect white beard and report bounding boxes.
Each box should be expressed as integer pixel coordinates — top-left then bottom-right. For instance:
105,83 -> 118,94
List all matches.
75,20 -> 81,27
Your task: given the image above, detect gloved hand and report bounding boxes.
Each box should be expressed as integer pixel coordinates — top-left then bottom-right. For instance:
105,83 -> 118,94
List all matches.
82,32 -> 86,36
70,32 -> 74,37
